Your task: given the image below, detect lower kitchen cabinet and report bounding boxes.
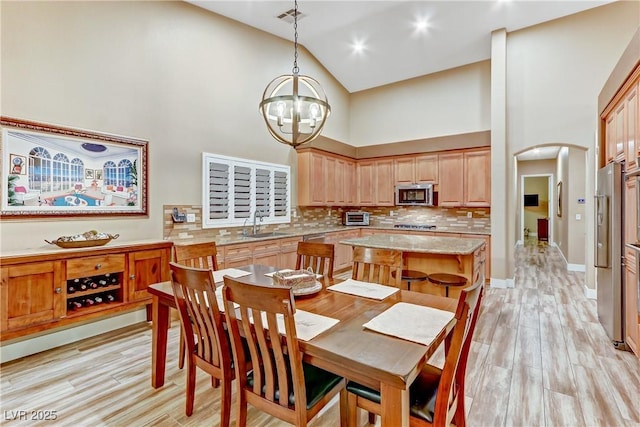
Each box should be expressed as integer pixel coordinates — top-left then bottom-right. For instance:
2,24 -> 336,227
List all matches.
0,240 -> 172,341
325,229 -> 360,272
625,247 -> 638,356
220,237 -> 302,270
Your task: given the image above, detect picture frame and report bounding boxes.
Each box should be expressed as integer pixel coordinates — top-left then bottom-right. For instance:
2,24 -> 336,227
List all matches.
1,117 -> 148,218
9,154 -> 26,175
557,181 -> 562,217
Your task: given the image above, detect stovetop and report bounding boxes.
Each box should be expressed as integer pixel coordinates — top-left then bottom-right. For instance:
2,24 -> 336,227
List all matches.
393,224 -> 437,230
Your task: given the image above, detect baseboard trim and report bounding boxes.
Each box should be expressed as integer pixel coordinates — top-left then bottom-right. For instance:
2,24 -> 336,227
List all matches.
568,263 -> 586,272
0,309 -> 147,363
584,286 -> 597,299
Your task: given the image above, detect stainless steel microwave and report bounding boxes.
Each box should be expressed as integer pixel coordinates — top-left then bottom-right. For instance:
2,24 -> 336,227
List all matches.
395,184 -> 434,206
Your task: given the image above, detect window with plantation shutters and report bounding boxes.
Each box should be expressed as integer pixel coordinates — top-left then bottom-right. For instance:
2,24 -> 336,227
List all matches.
202,153 -> 291,228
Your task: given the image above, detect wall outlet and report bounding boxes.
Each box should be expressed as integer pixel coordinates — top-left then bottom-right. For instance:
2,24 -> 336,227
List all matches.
390,210 -> 395,217
186,213 -> 196,223
575,213 -> 581,220
467,212 -> 472,218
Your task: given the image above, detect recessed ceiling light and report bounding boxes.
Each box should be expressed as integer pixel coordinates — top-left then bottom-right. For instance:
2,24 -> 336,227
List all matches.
351,39 -> 366,54
414,18 -> 429,33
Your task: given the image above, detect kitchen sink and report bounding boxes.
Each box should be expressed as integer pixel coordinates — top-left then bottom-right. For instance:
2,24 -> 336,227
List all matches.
244,232 -> 291,238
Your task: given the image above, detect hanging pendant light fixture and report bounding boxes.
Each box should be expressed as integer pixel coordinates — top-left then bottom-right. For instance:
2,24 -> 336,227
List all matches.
259,0 -> 330,147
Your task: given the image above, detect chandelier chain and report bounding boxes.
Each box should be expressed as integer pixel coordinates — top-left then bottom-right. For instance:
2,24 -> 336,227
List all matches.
292,0 -> 299,74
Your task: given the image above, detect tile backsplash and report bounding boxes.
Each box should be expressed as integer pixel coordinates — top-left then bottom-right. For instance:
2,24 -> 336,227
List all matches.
163,205 -> 490,241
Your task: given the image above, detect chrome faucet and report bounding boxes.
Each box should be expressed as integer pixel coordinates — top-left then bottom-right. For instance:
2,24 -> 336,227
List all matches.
242,217 -> 250,237
252,209 -> 264,234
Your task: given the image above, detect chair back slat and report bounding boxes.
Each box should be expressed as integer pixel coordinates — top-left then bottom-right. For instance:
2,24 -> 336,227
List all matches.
295,242 -> 335,278
351,246 -> 403,287
434,274 -> 484,426
223,278 -> 307,412
174,242 -> 219,271
170,263 -> 229,366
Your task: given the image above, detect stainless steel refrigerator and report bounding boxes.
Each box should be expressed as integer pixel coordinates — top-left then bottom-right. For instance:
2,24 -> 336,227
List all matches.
595,161 -> 625,349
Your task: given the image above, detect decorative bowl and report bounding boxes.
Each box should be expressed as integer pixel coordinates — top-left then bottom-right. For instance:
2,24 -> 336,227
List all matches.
45,233 -> 119,249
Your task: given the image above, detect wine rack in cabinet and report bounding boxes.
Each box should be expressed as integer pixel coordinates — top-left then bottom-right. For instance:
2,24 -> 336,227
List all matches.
0,240 -> 172,341
65,254 -> 125,316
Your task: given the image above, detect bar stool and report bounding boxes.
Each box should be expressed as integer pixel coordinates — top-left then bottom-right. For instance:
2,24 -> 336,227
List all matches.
392,269 -> 428,291
427,273 -> 467,297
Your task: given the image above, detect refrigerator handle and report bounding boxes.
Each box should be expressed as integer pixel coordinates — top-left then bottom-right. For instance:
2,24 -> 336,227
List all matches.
594,194 -> 609,268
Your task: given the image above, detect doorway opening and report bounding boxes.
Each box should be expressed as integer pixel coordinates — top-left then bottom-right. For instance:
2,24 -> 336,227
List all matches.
521,174 -> 554,245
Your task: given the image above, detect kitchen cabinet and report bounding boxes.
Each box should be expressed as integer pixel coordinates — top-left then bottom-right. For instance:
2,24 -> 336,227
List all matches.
605,110 -> 617,164
438,148 -> 490,207
624,247 -> 638,356
625,81 -> 639,172
625,177 -> 637,245
252,240 -> 281,267
615,101 -> 626,162
394,154 -> 438,185
459,234 -> 491,283
220,237 -> 302,270
297,149 -> 357,206
438,152 -> 464,206
278,237 -> 301,269
464,149 -> 491,206
0,240 -> 172,341
324,229 -> 360,272
358,159 -> 394,206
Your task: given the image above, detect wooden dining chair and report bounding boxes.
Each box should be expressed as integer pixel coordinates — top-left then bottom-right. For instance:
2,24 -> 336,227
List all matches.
295,241 -> 335,279
174,241 -> 219,270
345,275 -> 484,427
351,246 -> 403,287
174,242 -> 220,369
169,262 -> 235,426
222,276 -> 347,427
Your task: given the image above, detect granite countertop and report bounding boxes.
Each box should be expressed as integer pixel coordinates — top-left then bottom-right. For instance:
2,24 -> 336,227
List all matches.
339,234 -> 486,255
170,225 -> 490,248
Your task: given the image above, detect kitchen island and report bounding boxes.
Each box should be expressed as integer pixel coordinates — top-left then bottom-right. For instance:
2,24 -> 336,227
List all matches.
340,233 -> 486,298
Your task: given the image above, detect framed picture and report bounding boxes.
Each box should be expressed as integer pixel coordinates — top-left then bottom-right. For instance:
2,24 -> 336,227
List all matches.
557,181 -> 562,217
9,154 -> 26,175
1,117 -> 148,218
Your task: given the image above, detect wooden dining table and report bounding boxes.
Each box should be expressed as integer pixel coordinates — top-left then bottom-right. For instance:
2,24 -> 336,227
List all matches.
147,264 -> 457,426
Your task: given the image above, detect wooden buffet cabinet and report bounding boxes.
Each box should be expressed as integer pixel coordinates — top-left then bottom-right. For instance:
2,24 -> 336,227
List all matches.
1,240 -> 172,342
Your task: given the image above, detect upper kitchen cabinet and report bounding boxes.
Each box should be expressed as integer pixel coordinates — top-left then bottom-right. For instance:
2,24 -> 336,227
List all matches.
297,149 -> 356,206
602,65 -> 639,169
464,149 -> 491,207
438,148 -> 491,207
624,81 -> 639,172
394,154 -> 438,185
358,159 -> 394,206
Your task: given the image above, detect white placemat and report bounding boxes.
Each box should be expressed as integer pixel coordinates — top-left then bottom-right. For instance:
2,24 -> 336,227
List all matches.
261,310 -> 339,341
363,302 -> 455,346
264,269 -> 323,279
213,268 -> 251,283
327,279 -> 399,300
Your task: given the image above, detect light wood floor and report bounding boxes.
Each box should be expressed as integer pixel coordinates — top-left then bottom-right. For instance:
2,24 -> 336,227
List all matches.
1,240 -> 638,426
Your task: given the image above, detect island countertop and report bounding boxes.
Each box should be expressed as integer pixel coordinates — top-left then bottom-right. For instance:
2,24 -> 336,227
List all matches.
340,233 -> 485,255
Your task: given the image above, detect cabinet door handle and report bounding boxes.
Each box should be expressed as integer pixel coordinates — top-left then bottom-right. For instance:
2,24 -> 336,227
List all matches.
95,263 -> 102,270
130,274 -> 135,280
55,287 -> 62,294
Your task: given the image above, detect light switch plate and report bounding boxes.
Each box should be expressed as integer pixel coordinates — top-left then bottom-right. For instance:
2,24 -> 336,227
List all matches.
575,213 -> 581,220
467,212 -> 472,218
186,213 -> 196,223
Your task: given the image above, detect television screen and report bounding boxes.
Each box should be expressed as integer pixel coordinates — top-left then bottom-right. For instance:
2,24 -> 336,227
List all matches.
524,194 -> 539,207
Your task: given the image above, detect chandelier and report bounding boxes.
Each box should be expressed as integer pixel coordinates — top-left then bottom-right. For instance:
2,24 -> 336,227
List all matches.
259,0 -> 330,147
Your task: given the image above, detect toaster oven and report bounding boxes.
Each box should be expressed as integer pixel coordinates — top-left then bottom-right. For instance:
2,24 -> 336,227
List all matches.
343,211 -> 370,226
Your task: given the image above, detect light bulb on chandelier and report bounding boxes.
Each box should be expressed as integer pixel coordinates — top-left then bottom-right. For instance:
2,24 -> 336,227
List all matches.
259,0 -> 330,147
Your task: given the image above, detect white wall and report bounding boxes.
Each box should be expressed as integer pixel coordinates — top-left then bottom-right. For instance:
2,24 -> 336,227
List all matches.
500,1 -> 639,286
349,61 -> 491,147
0,1 -> 351,252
